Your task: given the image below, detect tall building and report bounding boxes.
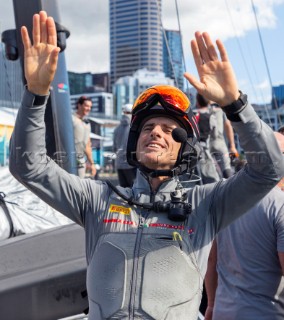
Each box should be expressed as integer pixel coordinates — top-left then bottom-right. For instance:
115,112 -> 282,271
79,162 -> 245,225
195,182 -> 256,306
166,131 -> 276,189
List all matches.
272,84 -> 284,109
163,29 -> 184,91
0,45 -> 23,108
109,0 -> 163,88
113,68 -> 174,115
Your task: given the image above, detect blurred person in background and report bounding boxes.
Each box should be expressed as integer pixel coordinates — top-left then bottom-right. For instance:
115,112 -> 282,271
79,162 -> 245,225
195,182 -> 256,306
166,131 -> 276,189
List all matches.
205,132 -> 284,320
209,102 -> 238,178
72,96 -> 96,178
113,103 -> 136,187
195,93 -> 220,184
278,124 -> 284,136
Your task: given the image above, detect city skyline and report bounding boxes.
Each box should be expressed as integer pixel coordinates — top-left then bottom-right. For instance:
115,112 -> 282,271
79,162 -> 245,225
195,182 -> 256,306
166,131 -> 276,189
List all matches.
1,0 -> 284,104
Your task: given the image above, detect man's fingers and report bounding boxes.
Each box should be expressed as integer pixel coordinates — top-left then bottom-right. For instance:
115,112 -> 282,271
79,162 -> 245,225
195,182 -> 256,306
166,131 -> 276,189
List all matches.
25,11 -> 56,48
216,39 -> 229,62
46,17 -> 57,46
203,32 -> 218,61
21,26 -> 31,51
191,39 -> 203,69
40,11 -> 48,43
32,13 -> 40,46
49,48 -> 60,73
195,31 -> 210,63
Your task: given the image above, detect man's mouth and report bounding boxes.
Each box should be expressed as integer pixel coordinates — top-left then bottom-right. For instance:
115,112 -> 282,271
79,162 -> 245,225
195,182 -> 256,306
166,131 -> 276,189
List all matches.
146,143 -> 164,149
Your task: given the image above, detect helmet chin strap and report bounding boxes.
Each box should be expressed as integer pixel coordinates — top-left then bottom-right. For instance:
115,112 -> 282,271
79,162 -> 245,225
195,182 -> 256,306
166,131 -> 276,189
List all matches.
138,163 -> 189,178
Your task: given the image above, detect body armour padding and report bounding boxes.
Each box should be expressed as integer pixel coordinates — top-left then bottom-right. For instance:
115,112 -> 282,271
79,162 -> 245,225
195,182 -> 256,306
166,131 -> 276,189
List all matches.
141,245 -> 200,319
87,242 -> 126,318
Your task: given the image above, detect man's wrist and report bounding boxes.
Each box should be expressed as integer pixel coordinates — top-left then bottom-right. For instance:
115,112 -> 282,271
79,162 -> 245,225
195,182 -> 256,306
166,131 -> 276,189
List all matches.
27,84 -> 50,96
222,91 -> 248,122
24,86 -> 49,106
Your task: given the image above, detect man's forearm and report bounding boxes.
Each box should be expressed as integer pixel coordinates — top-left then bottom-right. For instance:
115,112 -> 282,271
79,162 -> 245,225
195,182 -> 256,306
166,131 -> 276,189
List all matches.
9,89 -> 88,225
9,89 -> 49,177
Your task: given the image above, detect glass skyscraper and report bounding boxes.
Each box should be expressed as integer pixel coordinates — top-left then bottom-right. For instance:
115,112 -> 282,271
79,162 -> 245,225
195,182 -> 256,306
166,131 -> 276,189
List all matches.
109,0 -> 163,88
163,29 -> 184,91
272,84 -> 284,109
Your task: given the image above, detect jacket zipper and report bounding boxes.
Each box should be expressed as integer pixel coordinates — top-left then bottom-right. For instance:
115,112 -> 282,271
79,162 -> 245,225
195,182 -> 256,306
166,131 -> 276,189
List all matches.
129,212 -> 146,319
129,190 -> 156,319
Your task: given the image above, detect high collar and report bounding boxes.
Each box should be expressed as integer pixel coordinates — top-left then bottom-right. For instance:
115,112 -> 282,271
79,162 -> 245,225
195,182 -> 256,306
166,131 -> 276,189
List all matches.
132,170 -> 181,202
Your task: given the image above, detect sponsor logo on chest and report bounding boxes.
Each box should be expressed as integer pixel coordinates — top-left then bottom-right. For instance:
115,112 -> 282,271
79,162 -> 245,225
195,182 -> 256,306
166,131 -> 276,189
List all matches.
109,204 -> 131,215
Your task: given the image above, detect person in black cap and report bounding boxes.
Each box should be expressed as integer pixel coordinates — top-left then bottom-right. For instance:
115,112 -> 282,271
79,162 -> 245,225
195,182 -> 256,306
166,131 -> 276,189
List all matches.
278,124 -> 284,136
113,103 -> 136,187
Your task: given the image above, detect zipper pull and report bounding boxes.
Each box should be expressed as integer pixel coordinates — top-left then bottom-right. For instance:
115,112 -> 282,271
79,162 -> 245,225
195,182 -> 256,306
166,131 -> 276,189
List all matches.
172,231 -> 183,250
139,215 -> 145,227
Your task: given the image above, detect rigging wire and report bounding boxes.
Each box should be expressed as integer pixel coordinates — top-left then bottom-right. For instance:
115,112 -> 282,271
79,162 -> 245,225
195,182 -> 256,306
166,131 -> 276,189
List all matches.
243,36 -> 274,124
250,0 -> 282,125
157,0 -> 188,91
224,0 -> 273,127
174,0 -> 188,90
242,34 -> 268,107
157,0 -> 179,88
224,1 -> 259,100
234,0 -> 265,104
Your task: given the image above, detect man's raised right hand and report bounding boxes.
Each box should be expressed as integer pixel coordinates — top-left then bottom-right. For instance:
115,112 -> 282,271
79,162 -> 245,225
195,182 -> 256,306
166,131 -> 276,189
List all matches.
21,10 -> 60,96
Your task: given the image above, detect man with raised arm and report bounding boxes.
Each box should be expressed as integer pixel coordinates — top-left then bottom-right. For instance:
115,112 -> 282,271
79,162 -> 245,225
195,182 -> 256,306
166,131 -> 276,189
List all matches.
9,11 -> 284,319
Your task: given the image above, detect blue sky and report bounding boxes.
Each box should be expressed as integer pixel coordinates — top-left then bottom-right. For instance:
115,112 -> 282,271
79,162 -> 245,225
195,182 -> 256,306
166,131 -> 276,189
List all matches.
217,5 -> 284,105
1,0 -> 283,104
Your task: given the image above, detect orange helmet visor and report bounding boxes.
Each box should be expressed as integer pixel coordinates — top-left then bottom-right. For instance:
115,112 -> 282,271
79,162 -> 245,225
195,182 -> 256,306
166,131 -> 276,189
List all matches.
132,85 -> 190,115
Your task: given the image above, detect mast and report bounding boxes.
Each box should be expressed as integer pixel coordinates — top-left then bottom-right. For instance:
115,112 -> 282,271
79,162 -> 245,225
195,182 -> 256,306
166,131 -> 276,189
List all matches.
3,0 -> 77,174
250,0 -> 281,124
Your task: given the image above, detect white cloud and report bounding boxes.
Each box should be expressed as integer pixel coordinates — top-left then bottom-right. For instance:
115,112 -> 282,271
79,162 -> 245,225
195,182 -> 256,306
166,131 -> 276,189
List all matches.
0,2 -> 15,31
57,0 -> 284,73
256,79 -> 270,90
1,0 -> 283,72
163,0 -> 282,40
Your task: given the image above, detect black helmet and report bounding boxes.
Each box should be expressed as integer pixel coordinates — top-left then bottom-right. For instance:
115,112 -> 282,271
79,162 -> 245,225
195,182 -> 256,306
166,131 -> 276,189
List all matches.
126,85 -> 200,177
278,124 -> 284,134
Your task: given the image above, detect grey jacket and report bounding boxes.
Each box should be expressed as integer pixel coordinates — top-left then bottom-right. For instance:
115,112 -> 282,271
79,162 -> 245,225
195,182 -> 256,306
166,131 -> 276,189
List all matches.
9,89 -> 284,320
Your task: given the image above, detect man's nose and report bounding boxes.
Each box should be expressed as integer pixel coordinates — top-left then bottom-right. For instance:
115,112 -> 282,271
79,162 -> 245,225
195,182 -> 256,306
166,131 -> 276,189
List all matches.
150,125 -> 162,138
